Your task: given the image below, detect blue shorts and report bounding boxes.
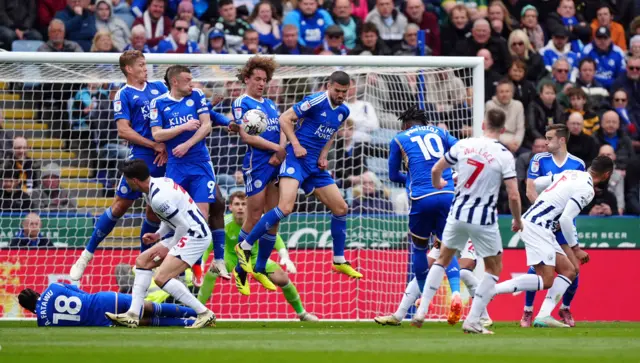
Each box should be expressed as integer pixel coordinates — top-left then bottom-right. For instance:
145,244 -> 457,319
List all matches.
166,161 -> 217,203
117,155 -> 166,200
243,162 -> 278,197
555,219 -> 577,246
408,193 -> 454,240
279,153 -> 335,195
91,292 -> 132,326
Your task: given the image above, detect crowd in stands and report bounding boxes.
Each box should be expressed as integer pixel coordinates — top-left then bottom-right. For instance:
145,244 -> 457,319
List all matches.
1,0 -> 640,247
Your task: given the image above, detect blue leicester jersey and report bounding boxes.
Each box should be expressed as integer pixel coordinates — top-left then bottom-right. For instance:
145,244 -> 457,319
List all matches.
232,94 -> 281,170
113,81 -> 168,156
150,88 -> 210,164
527,152 -> 585,180
389,125 -> 458,199
35,283 -> 112,327
292,91 -> 350,161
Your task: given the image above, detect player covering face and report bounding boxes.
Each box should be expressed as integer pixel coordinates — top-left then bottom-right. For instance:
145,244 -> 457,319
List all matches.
233,71 -> 362,293
105,159 -> 216,329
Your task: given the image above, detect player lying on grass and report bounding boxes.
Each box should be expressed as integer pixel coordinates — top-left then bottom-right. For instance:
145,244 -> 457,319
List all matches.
105,159 -> 216,329
18,283 -> 197,327
492,156 -> 612,328
197,191 -> 319,321
228,56 -> 287,294
521,124 -> 587,327
412,109 -> 523,334
234,71 -> 362,284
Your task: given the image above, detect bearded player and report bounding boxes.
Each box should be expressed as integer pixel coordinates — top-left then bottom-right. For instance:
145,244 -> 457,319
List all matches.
225,56 -> 287,295
234,71 -> 362,282
197,191 -> 318,321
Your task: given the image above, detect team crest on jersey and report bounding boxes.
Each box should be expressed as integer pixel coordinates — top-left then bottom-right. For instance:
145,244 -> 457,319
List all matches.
150,108 -> 158,120
186,99 -> 194,107
254,180 -> 263,189
300,101 -> 311,111
608,59 -> 615,66
114,101 -> 122,112
317,19 -> 324,26
151,89 -> 159,95
286,167 -> 295,175
531,161 -> 539,173
234,108 -> 243,120
338,114 -> 343,121
120,185 -> 128,194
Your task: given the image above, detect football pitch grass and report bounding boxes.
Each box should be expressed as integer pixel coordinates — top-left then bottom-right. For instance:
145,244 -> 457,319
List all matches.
1,321 -> 639,363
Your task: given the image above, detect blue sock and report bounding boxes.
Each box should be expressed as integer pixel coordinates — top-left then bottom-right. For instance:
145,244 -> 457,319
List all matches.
562,274 -> 579,307
140,218 -> 160,253
151,317 -> 194,327
212,229 -> 225,260
446,256 -> 460,294
331,214 -> 347,258
524,266 -> 537,308
86,207 -> 120,253
412,243 -> 429,291
244,207 -> 286,246
255,233 -> 277,273
152,302 -> 198,318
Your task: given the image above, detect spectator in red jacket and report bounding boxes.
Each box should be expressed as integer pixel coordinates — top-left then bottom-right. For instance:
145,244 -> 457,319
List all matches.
37,0 -> 66,35
132,0 -> 171,48
403,0 -> 440,55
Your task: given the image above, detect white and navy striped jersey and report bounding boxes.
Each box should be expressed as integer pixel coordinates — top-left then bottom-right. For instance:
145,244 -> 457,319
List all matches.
146,177 -> 211,240
523,170 -> 594,230
444,136 -> 516,225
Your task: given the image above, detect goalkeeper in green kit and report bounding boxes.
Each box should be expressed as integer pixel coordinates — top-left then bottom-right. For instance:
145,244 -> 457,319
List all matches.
197,191 -> 318,321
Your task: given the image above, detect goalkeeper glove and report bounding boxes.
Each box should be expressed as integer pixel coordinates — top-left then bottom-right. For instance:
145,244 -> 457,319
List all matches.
278,248 -> 297,274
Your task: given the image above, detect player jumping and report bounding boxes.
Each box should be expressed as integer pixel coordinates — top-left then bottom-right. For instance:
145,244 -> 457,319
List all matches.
197,191 -> 319,321
18,283 -> 197,327
149,65 -> 229,284
70,50 -> 168,280
521,124 -> 587,327
374,105 -> 463,326
105,159 -> 216,329
227,56 -> 287,294
412,109 -> 523,334
493,156 -> 613,328
234,71 -> 362,281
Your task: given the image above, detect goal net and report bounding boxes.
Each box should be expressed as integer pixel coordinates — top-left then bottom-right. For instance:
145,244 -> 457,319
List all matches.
0,53 -> 483,321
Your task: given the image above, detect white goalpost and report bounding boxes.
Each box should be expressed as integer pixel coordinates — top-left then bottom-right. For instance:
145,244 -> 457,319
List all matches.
0,52 -> 483,321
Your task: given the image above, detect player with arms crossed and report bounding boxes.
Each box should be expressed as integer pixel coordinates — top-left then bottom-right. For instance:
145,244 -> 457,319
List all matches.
106,159 -> 216,329
150,65 -> 229,284
493,156 -> 613,328
521,123 -> 587,327
197,191 -> 318,321
374,105 -> 464,326
412,109 -> 523,334
225,56 -> 287,294
71,50 -> 168,280
234,71 -> 362,281
18,283 -> 198,327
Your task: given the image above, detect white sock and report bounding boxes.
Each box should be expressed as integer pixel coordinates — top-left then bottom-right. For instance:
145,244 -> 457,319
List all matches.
161,278 -> 208,314
81,249 -> 94,260
495,274 -> 543,295
536,275 -> 571,318
467,273 -> 498,322
416,264 -> 445,316
560,304 -> 570,310
333,256 -> 346,264
460,269 -> 479,297
393,278 -> 420,321
524,305 -> 533,312
127,268 -> 153,318
240,241 -> 252,250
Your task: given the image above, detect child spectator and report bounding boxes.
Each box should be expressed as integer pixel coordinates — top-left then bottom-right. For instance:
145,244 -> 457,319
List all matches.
563,86 -> 599,136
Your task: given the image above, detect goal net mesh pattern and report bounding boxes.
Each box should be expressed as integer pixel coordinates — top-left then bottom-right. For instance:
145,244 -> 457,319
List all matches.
0,59 -> 476,321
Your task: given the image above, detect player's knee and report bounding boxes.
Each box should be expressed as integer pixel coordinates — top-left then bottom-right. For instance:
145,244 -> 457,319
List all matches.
278,203 -> 294,216
153,276 -> 168,288
332,201 -> 348,216
270,270 -> 289,287
459,258 -> 476,270
135,255 -> 153,270
541,274 -> 555,289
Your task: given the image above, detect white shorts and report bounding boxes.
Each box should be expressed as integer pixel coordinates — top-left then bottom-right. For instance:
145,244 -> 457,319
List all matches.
521,220 -> 565,267
427,240 -> 476,260
442,218 -> 502,259
161,236 -> 209,267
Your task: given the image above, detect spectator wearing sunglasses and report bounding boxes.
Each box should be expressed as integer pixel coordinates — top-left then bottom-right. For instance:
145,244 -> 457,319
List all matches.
611,57 -> 640,129
154,18 -> 200,53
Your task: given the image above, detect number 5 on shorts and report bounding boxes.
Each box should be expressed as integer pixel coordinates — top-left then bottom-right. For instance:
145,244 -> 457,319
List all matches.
465,159 -> 485,188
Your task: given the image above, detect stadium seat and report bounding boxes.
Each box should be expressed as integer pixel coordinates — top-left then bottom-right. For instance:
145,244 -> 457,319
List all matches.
2,121 -> 48,130
77,198 -> 112,208
27,150 -> 76,160
60,180 -> 104,190
3,109 -> 35,119
28,138 -> 65,149
61,167 -> 91,178
110,226 -> 141,238
11,40 -> 44,52
366,157 -> 389,180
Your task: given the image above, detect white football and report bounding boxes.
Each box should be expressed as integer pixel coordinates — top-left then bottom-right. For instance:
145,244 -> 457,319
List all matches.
242,109 -> 268,135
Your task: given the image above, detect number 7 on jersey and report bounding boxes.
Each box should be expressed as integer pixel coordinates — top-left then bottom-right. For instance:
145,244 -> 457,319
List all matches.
465,159 -> 485,188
